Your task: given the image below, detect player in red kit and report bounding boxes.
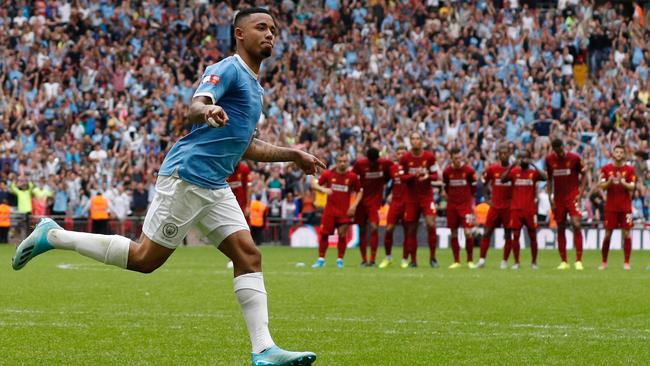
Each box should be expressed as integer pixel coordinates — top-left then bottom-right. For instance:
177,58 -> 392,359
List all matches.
599,145 -> 637,270
311,153 -> 363,269
353,147 -> 392,267
443,147 -> 478,269
400,132 -> 439,268
501,150 -> 547,269
379,145 -> 409,269
475,144 -> 514,269
545,139 -> 587,270
228,161 -> 252,219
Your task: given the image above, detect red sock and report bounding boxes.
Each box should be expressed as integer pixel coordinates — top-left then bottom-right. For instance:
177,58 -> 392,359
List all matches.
402,233 -> 409,260
480,235 -> 490,259
558,230 -> 568,262
451,236 -> 460,263
503,239 -> 512,261
528,229 -> 538,264
465,236 -> 474,262
359,229 -> 368,262
624,237 -> 632,264
319,233 -> 329,258
427,226 -> 437,260
408,232 -> 418,263
512,231 -> 521,264
601,236 -> 611,263
337,234 -> 347,259
574,229 -> 583,262
384,228 -> 394,257
370,230 -> 378,262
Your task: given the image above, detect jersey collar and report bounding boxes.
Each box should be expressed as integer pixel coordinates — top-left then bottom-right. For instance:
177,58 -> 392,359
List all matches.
235,54 -> 259,79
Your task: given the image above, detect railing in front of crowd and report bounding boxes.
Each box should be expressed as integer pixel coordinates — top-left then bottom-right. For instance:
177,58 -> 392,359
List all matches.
3,213 -> 649,247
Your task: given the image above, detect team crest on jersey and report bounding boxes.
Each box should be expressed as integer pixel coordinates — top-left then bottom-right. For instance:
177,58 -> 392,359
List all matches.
202,75 -> 220,85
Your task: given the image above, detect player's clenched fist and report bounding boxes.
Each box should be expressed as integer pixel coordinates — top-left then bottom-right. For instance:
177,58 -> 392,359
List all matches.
204,105 -> 229,127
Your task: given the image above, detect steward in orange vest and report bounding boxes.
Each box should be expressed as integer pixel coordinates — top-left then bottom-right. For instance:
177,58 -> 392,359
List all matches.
90,193 -> 110,234
0,200 -> 11,244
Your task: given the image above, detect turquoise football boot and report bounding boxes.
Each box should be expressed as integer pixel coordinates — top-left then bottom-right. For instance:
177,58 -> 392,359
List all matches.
251,345 -> 316,366
12,218 -> 62,270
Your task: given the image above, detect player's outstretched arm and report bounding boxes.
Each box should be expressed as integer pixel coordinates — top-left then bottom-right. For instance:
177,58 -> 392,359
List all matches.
243,138 -> 326,175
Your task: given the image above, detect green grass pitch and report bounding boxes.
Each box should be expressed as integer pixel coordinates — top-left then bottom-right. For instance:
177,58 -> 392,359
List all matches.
1,245 -> 649,365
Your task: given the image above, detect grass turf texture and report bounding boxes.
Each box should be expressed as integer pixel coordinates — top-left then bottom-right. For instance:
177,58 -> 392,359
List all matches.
1,245 -> 649,366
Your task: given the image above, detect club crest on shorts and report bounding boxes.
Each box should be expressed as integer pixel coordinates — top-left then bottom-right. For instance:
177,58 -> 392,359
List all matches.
162,223 -> 179,238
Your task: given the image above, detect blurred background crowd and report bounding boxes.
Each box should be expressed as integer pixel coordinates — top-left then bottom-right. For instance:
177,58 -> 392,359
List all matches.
0,0 -> 649,234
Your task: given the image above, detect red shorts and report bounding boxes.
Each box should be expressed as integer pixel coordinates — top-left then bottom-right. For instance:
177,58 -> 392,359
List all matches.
386,202 -> 406,225
508,210 -> 537,230
604,211 -> 633,230
446,206 -> 474,229
404,199 -> 436,223
320,214 -> 351,235
484,207 -> 510,229
554,198 -> 581,224
354,202 -> 380,225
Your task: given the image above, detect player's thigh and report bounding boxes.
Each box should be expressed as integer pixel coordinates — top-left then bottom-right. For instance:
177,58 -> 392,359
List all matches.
320,214 -> 336,236
354,204 -> 368,226
386,203 -> 402,226
142,175 -> 208,250
366,203 -> 381,227
196,188 -> 250,248
508,211 -> 524,231
447,208 -> 460,230
460,207 -> 474,229
604,211 -> 618,231
403,202 -> 419,224
554,204 -> 568,225
524,213 -> 537,231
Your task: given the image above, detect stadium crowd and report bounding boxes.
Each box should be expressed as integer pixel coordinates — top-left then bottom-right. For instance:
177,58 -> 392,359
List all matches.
0,0 -> 649,229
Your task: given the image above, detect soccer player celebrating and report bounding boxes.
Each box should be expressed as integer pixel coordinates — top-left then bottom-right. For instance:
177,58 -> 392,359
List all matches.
400,132 -> 439,268
311,153 -> 362,269
475,143 -> 514,269
13,9 -> 320,366
443,147 -> 478,269
599,145 -> 637,270
379,145 -> 410,268
353,147 -> 392,267
501,150 -> 547,269
545,138 -> 587,270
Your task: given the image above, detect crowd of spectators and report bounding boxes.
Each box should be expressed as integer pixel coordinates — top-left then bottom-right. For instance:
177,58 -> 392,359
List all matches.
0,0 -> 649,227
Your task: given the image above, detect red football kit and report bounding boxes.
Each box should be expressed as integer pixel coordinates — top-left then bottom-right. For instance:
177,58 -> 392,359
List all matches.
545,152 -> 583,223
227,162 -> 251,212
601,163 -> 636,230
443,164 -> 477,229
507,167 -> 543,230
318,169 -> 360,235
387,163 -> 408,225
352,157 -> 392,225
400,151 -> 437,220
482,163 -> 512,229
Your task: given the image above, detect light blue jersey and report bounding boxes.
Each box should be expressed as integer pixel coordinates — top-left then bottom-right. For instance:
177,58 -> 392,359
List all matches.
159,55 -> 264,189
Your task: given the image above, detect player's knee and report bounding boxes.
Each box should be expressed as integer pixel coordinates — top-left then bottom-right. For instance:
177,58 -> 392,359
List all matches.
129,257 -> 162,274
234,241 -> 262,273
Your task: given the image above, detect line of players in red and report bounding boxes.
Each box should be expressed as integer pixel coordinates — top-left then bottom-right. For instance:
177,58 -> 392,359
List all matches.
225,134 -> 637,270
308,134 -> 637,270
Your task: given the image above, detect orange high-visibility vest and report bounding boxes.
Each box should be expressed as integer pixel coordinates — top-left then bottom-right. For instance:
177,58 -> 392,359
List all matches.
90,195 -> 109,220
475,202 -> 490,225
0,204 -> 11,228
250,200 -> 267,227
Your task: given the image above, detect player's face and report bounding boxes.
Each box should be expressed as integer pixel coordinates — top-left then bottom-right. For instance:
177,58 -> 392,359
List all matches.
520,152 -> 532,168
497,148 -> 510,164
396,148 -> 406,160
451,153 -> 462,167
336,156 -> 348,171
553,145 -> 565,158
410,134 -> 422,150
613,148 -> 625,162
240,13 -> 276,59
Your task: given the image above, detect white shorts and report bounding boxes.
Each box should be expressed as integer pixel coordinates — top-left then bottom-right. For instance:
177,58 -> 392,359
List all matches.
142,175 -> 249,249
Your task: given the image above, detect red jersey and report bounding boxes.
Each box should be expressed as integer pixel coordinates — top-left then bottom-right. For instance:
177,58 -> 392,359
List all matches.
399,151 -> 437,203
318,169 -> 360,217
443,164 -> 477,208
600,163 -> 636,213
227,162 -> 251,211
508,167 -> 543,213
388,162 -> 407,203
353,157 -> 392,206
545,152 -> 583,203
482,163 -> 512,209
